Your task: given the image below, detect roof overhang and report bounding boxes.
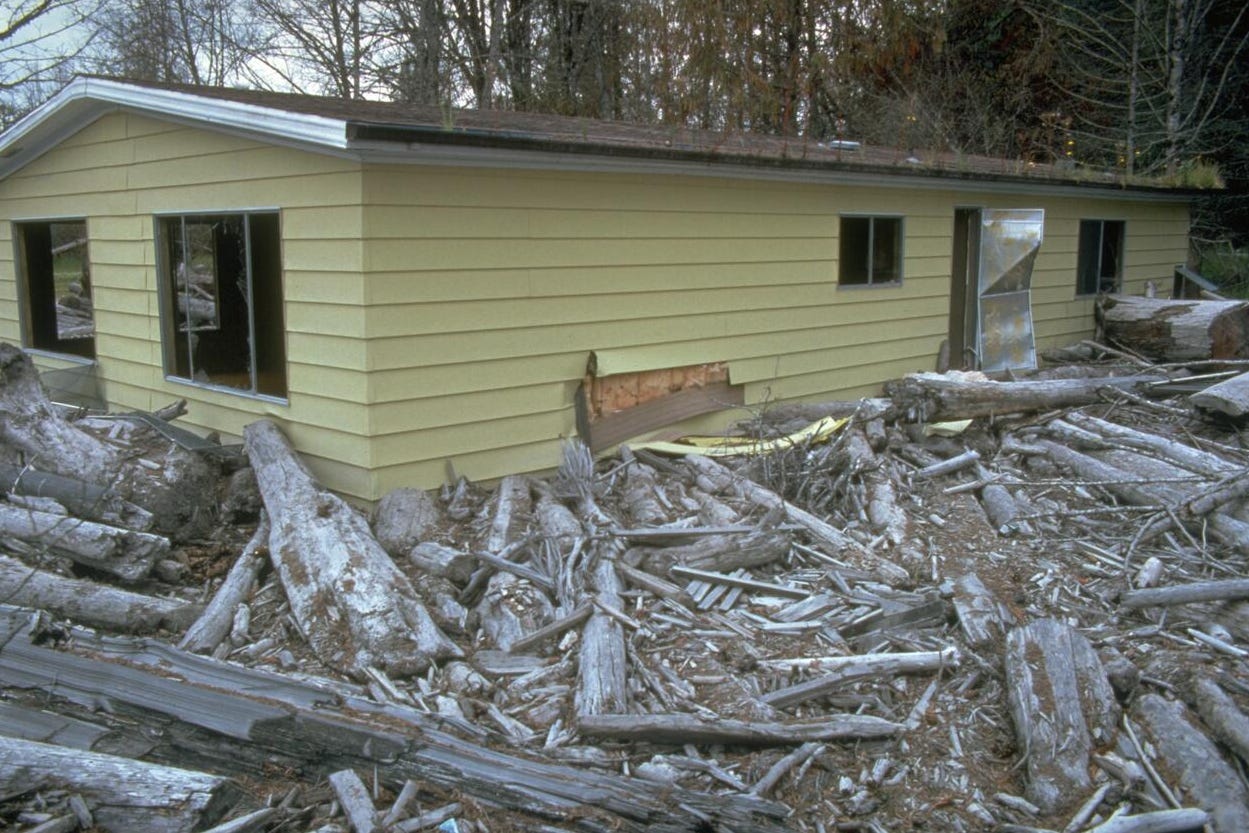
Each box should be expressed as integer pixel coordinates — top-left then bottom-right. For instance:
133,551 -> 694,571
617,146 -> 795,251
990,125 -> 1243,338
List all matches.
0,77 -> 349,180
0,78 -> 1197,204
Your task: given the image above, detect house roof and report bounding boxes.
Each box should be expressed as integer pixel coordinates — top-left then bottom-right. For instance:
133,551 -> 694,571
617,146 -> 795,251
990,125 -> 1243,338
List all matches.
0,76 -> 1195,201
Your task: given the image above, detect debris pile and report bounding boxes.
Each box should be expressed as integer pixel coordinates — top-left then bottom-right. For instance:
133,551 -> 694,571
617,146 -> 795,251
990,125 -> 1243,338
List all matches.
4,339 -> 1249,832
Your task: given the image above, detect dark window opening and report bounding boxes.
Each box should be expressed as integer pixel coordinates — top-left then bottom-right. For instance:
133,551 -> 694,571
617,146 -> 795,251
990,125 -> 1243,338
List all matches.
14,220 -> 95,358
839,216 -> 902,286
1077,219 -> 1125,295
159,212 -> 286,398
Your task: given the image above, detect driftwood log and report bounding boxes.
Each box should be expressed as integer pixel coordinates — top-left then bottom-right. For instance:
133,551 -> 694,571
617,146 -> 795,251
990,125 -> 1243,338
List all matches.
0,344 -> 216,538
0,462 -> 153,530
0,502 -> 170,581
0,553 -> 200,632
0,735 -> 241,833
1004,619 -> 1120,814
1133,693 -> 1249,833
0,607 -> 789,833
885,371 -> 1166,422
1098,295 -> 1249,361
1192,370 -> 1249,420
576,713 -> 904,746
243,419 -> 461,677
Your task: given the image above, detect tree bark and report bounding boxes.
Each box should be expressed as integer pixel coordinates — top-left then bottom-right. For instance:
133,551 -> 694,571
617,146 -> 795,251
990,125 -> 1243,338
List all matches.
243,420 -> 461,677
1098,295 -> 1249,361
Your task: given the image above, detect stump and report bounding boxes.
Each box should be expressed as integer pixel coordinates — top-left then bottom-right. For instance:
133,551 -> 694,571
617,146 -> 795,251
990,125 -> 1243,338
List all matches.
1098,295 -> 1249,361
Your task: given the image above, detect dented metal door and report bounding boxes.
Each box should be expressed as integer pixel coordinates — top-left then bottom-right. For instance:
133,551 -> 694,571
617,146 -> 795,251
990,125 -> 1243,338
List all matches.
974,209 -> 1044,372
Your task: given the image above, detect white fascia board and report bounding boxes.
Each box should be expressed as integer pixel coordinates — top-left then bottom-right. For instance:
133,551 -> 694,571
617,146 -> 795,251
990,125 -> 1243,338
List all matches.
351,139 -> 1194,203
0,78 -> 349,180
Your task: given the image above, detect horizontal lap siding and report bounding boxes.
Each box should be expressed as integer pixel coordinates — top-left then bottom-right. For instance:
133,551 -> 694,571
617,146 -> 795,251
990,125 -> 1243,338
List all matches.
362,167 -> 958,492
0,113 -> 372,497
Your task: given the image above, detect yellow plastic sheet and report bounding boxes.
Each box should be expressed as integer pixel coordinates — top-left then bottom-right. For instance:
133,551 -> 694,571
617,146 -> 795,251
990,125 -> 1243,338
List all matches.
631,416 -> 848,458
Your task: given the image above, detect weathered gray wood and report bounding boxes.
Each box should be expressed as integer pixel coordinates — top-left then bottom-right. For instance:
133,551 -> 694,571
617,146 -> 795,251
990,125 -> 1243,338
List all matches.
749,742 -> 823,796
914,450 -> 981,480
328,769 -> 377,833
486,475 -> 532,554
506,603 -> 593,654
0,553 -> 199,633
1133,693 -> 1249,833
976,465 -> 1021,533
637,529 -> 791,575
476,571 -> 554,651
1098,295 -> 1249,361
576,549 -> 628,717
1086,809 -> 1211,833
1193,370 -> 1249,419
761,648 -> 959,709
0,463 -> 153,530
952,572 -> 1010,647
1121,579 -> 1249,609
1004,619 -> 1120,814
686,455 -> 911,585
372,487 -> 441,558
408,542 -> 476,585
1191,676 -> 1249,766
198,808 -> 279,833
392,803 -> 461,833
243,420 -> 461,677
577,713 -> 903,746
619,453 -> 668,526
884,370 -> 1166,422
0,608 -> 787,833
1063,413 -> 1237,477
0,735 -> 241,833
0,503 -> 170,581
179,517 -> 268,653
0,345 -> 217,539
669,565 -> 809,599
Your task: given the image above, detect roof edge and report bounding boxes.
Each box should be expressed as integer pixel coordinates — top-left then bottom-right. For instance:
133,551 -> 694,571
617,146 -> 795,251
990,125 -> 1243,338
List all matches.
0,77 -> 348,180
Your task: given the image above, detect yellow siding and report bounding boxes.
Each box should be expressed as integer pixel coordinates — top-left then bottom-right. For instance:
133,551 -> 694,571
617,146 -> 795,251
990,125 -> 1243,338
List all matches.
1,110 -> 1190,500
361,166 -> 1189,492
0,112 -> 373,497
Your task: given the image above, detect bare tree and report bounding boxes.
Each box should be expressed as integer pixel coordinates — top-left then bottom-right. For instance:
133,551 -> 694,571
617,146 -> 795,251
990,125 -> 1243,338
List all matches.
250,0 -> 390,98
1,0 -> 98,94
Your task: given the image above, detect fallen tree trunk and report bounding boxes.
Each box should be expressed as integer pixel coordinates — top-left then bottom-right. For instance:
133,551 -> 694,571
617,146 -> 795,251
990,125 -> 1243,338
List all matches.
0,463 -> 153,530
1121,579 -> 1249,609
576,548 -> 628,717
0,735 -> 241,833
1098,295 -> 1249,361
0,553 -> 200,632
1192,370 -> 1249,420
576,713 -> 904,746
885,371 -> 1166,423
1004,619 -> 1120,814
1133,693 -> 1249,833
243,420 -> 461,677
0,344 -> 217,539
760,648 -> 959,709
0,502 -> 170,581
1191,676 -> 1249,766
0,607 -> 789,833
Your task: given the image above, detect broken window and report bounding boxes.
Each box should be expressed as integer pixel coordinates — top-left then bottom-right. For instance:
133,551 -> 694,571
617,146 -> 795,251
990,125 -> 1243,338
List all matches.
158,212 -> 287,398
839,216 -> 902,286
1076,219 -> 1125,295
13,220 -> 95,358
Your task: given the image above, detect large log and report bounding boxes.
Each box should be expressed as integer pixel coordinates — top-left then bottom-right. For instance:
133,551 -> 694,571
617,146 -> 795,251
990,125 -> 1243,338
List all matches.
0,553 -> 200,633
1098,295 -> 1249,361
0,735 -> 241,833
1003,619 -> 1120,814
884,370 -> 1166,423
0,463 -> 153,530
1192,370 -> 1249,420
0,607 -> 789,833
0,344 -> 217,539
1133,693 -> 1249,833
243,420 -> 461,677
0,502 -> 170,581
576,548 -> 628,717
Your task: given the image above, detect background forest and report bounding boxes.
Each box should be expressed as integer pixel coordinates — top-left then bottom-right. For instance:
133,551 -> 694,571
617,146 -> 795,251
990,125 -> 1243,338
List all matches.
3,0 -> 1247,283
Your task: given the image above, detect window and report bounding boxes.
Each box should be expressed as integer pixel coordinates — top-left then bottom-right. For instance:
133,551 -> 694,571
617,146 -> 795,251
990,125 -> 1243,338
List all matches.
158,212 -> 287,398
839,216 -> 902,286
1077,219 -> 1125,295
14,219 -> 95,358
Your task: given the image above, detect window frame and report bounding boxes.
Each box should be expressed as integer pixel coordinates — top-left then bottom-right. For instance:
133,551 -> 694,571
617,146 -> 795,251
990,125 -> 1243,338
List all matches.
11,215 -> 97,361
154,208 -> 288,404
1076,218 -> 1126,297
838,214 -> 904,288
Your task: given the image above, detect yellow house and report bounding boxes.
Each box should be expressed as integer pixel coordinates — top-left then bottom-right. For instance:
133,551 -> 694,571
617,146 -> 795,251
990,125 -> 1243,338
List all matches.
0,78 -> 1192,501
